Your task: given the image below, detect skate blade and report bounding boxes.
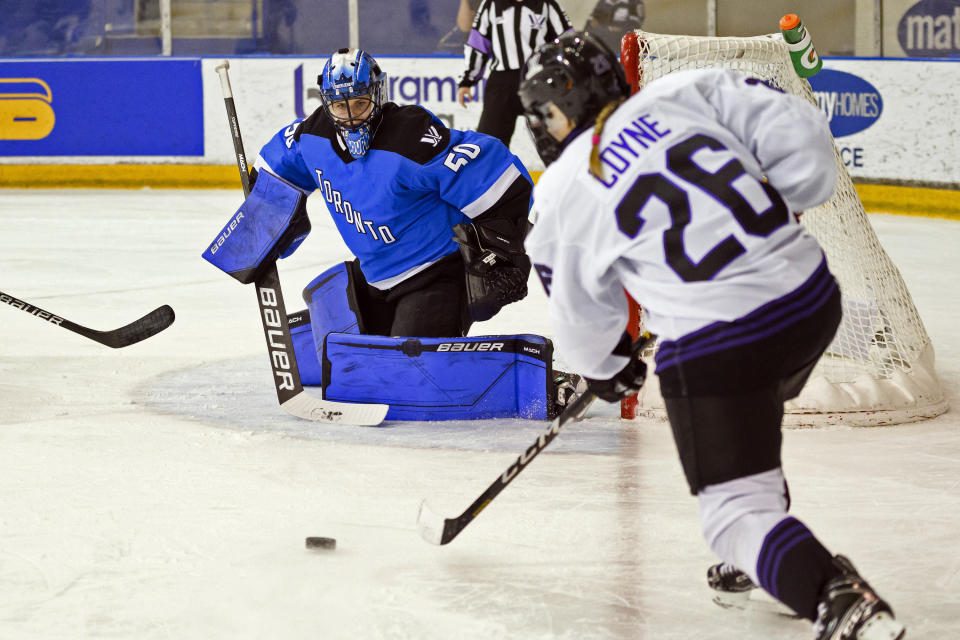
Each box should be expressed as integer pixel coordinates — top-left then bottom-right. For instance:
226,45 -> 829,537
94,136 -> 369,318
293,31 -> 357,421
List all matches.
857,611 -> 905,640
711,590 -> 751,610
711,588 -> 798,618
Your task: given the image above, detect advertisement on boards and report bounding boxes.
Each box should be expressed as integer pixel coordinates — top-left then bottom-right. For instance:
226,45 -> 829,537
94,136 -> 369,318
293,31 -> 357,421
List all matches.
812,58 -> 960,184
201,57 -> 543,172
0,59 -> 203,156
883,0 -> 960,57
3,54 -> 958,186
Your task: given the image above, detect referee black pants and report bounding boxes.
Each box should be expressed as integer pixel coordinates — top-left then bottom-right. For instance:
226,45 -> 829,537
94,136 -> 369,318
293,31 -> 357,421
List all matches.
477,70 -> 524,148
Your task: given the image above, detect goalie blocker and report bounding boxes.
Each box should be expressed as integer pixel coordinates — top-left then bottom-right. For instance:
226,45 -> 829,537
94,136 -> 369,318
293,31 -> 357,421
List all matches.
201,170 -> 312,283
286,261 -> 560,421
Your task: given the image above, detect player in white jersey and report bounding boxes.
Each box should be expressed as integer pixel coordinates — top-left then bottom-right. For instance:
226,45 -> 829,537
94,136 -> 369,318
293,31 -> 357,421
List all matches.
519,32 -> 905,640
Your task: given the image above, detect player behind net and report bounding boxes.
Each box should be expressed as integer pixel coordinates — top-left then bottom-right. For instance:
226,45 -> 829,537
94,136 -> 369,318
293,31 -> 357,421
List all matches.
518,31 -> 904,640
202,47 -> 584,421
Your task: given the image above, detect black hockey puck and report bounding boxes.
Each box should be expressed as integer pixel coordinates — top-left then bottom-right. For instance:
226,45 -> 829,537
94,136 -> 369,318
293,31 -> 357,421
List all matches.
305,536 -> 337,550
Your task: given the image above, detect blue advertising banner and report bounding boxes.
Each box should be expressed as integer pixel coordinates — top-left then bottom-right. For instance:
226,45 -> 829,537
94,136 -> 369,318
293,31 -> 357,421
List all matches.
0,58 -> 203,156
897,0 -> 960,57
808,69 -> 884,138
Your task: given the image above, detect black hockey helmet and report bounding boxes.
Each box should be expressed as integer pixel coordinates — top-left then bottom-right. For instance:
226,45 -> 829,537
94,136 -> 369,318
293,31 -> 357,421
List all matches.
518,31 -> 631,164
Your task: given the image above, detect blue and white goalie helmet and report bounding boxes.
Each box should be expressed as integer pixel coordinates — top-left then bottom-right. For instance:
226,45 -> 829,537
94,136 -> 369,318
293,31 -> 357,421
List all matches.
318,48 -> 387,158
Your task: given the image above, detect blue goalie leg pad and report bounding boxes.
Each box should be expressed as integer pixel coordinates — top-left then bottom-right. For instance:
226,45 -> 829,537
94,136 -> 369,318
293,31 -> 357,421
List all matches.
288,310 -> 323,385
288,262 -> 365,385
322,334 -> 555,420
303,262 -> 363,344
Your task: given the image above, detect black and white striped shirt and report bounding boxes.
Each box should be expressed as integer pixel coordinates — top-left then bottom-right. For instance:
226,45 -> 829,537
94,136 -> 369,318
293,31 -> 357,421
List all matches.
459,0 -> 572,87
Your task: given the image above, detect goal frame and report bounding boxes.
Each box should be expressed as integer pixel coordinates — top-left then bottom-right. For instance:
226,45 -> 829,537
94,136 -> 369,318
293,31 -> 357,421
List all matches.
617,29 -> 948,427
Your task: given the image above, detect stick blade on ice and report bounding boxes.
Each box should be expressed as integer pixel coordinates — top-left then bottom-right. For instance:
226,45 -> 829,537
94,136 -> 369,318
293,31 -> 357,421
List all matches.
85,304 -> 176,348
416,500 -> 448,545
280,391 -> 389,426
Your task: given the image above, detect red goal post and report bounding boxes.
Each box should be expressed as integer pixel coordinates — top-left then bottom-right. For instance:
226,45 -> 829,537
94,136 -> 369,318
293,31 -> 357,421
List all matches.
620,32 -> 643,420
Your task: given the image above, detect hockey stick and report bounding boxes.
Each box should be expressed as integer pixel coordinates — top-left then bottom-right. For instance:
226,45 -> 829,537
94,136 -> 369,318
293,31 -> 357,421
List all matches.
1,289 -> 174,348
417,333 -> 654,545
213,60 -> 388,426
418,389 -> 597,545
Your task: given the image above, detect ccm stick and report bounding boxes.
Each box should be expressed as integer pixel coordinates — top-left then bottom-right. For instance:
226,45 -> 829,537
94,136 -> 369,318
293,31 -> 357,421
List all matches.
1,289 -> 174,348
417,333 -> 653,545
213,60 -> 388,426
418,389 -> 597,545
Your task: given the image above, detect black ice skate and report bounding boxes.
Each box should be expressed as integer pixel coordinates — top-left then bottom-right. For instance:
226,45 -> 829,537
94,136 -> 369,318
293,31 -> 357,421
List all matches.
812,555 -> 904,640
551,371 -> 586,417
707,562 -> 757,609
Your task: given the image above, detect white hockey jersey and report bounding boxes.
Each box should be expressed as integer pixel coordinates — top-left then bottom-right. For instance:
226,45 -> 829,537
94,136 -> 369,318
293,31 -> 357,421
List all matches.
524,68 -> 837,379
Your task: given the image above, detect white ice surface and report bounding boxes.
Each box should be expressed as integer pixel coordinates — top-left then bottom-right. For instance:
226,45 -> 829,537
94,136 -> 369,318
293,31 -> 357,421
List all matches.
1,189 -> 958,639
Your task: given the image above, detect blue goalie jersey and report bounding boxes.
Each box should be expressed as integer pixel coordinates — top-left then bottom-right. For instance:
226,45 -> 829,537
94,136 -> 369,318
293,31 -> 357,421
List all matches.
254,103 -> 532,288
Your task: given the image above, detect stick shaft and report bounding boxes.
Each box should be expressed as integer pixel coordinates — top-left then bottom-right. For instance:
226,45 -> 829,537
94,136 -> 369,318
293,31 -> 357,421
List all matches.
214,61 -> 305,404
214,61 -> 252,197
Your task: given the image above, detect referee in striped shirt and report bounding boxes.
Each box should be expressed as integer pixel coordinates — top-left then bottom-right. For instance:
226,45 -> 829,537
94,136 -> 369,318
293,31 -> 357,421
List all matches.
457,0 -> 572,148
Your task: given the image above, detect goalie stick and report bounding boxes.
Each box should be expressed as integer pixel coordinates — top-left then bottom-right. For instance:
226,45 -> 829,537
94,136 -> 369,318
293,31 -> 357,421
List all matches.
417,333 -> 653,545
214,60 -> 388,427
1,289 -> 174,348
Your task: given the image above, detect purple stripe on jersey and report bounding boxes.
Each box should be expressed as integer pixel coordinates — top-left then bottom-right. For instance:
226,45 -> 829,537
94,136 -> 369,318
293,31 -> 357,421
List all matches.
654,259 -> 837,371
467,29 -> 493,55
658,259 -> 831,357
756,517 -> 813,598
655,268 -> 834,367
655,277 -> 835,371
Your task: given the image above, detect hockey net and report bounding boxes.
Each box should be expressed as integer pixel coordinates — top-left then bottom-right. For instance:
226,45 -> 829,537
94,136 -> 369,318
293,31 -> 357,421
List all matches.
619,30 -> 947,426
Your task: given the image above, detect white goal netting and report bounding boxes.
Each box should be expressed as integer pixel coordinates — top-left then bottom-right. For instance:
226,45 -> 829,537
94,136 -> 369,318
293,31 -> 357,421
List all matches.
621,30 -> 947,426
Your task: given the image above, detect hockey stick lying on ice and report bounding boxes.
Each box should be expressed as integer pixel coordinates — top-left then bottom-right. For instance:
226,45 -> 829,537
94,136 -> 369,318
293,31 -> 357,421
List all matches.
214,60 -> 388,427
1,289 -> 174,348
418,332 -> 653,545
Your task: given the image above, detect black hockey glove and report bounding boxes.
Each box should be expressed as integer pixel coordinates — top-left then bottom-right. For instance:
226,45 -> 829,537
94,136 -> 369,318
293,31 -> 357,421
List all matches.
453,220 -> 530,322
584,331 -> 654,403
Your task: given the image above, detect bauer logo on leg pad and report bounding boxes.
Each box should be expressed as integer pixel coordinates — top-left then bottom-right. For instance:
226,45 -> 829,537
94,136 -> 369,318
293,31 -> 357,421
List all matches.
436,341 -> 504,352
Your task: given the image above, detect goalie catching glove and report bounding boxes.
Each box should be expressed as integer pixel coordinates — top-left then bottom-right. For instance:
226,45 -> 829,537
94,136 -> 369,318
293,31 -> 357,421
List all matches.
585,331 -> 654,403
453,219 -> 531,322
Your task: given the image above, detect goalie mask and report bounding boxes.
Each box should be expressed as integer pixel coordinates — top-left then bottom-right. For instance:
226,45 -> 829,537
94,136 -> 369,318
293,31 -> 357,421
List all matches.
318,48 -> 387,159
518,31 -> 630,164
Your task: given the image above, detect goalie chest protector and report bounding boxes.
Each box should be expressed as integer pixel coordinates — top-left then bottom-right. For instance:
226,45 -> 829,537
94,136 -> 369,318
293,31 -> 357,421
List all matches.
322,333 -> 556,421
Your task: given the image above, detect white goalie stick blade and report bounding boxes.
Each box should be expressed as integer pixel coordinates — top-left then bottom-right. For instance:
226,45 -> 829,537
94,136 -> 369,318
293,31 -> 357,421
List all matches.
416,500 -> 446,545
280,391 -> 389,426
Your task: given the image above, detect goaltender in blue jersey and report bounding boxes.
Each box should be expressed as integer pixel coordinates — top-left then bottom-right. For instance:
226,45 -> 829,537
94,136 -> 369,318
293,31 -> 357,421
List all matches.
255,47 -> 532,336
201,47 -> 584,421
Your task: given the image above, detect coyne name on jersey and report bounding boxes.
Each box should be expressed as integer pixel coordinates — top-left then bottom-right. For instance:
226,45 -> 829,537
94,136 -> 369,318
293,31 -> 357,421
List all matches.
594,114 -> 672,188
